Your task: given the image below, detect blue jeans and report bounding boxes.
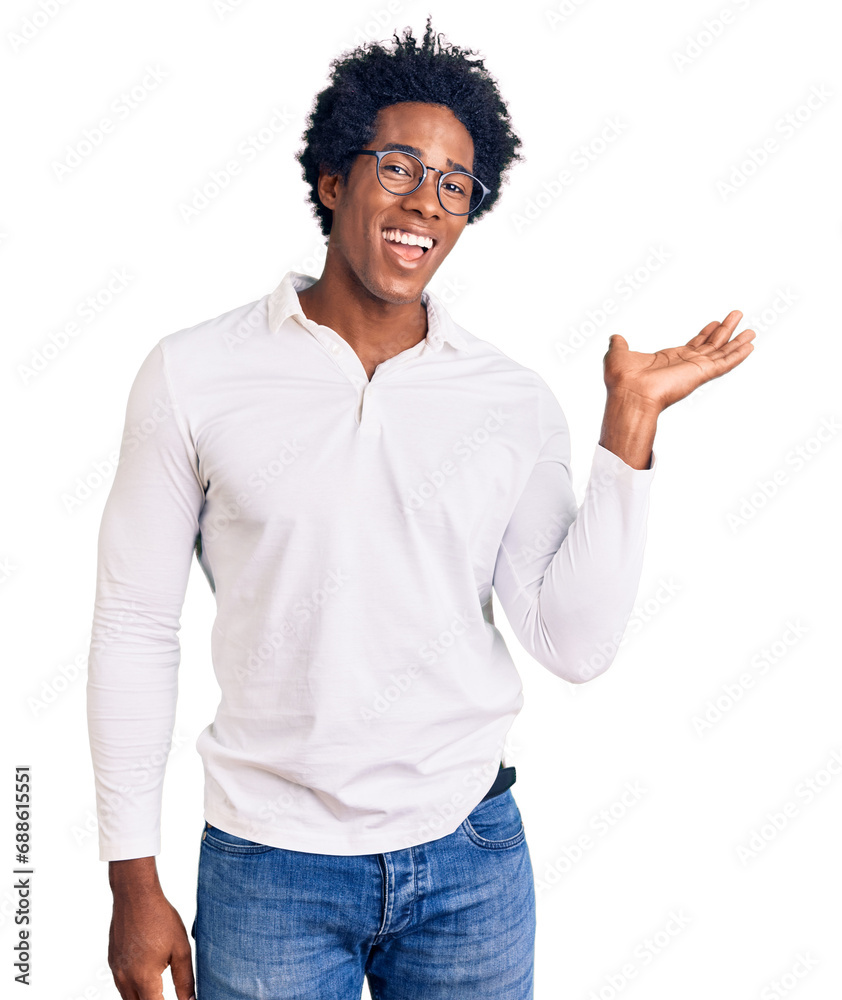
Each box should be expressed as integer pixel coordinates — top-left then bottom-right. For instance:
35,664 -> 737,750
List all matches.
191,787 -> 536,999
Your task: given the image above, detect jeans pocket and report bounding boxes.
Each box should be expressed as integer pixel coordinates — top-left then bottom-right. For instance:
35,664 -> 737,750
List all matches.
201,822 -> 276,855
460,788 -> 526,850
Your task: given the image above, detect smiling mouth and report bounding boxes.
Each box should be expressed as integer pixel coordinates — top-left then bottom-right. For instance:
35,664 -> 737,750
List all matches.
382,227 -> 434,261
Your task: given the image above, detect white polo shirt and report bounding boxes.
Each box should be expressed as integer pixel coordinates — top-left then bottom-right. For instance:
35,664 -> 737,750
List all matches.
86,270 -> 657,861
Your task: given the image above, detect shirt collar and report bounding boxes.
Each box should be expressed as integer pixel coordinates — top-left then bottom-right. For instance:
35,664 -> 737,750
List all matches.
267,271 -> 469,354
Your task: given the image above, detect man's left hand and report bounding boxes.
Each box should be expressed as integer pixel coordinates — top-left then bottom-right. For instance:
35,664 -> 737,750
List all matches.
603,309 -> 756,413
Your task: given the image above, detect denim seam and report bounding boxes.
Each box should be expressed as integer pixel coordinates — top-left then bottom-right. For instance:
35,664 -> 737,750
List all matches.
461,817 -> 525,850
202,829 -> 275,854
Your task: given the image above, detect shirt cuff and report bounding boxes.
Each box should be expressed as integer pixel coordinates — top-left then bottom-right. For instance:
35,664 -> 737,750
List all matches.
591,442 -> 658,488
98,835 -> 161,863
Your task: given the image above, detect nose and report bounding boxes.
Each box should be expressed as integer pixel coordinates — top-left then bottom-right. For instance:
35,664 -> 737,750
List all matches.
400,168 -> 443,217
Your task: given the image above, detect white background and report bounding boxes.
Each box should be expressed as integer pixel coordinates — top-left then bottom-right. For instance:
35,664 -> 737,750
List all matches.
3,0 -> 841,997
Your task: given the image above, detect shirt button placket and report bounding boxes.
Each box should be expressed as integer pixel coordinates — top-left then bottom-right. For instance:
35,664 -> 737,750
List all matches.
359,383 -> 381,437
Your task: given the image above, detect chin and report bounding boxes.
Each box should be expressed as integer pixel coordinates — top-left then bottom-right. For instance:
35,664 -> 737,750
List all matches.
375,284 -> 425,305
359,268 -> 426,306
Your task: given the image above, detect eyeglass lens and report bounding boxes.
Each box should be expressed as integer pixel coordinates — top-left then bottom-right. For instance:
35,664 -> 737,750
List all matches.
377,151 -> 484,214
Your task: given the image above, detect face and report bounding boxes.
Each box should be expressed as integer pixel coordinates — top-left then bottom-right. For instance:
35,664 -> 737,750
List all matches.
317,101 -> 476,306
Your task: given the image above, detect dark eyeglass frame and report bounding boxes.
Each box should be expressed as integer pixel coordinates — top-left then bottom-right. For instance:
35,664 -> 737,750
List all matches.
349,148 -> 491,216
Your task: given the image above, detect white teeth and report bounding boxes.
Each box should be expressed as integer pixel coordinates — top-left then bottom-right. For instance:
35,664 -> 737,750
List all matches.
382,228 -> 433,249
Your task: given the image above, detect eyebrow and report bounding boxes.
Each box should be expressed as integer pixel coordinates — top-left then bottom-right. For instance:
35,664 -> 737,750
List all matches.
382,141 -> 471,174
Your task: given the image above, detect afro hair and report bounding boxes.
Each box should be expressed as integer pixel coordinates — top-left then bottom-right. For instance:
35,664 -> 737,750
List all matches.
296,16 -> 523,237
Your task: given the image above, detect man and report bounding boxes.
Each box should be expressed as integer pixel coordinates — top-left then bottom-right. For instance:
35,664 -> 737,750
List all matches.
87,19 -> 755,1000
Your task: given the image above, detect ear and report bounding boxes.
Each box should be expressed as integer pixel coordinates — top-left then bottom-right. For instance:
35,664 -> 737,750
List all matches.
316,167 -> 343,211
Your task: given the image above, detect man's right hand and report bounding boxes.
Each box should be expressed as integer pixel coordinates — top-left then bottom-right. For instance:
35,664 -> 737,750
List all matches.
108,857 -> 196,1000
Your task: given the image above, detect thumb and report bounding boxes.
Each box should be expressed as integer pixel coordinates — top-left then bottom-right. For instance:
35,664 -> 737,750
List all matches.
171,947 -> 196,1000
608,333 -> 629,351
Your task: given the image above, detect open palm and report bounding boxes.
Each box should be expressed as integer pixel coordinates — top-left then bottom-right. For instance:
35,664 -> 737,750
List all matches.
603,310 -> 756,412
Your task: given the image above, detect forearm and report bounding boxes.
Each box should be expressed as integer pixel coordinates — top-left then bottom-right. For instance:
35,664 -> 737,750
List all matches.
598,389 -> 660,471
494,442 -> 655,683
87,661 -> 179,860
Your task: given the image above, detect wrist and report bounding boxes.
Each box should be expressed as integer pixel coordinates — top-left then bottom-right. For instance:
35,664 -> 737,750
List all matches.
605,385 -> 663,417
108,856 -> 161,895
599,390 -> 659,471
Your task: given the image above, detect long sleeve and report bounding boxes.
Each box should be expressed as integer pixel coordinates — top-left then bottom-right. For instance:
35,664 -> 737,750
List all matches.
492,378 -> 657,683
85,342 -> 205,861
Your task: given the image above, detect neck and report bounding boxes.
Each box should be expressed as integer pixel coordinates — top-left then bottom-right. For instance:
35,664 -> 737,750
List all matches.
297,250 -> 428,360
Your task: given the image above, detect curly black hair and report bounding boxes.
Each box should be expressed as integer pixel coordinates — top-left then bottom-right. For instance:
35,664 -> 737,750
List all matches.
296,16 -> 523,237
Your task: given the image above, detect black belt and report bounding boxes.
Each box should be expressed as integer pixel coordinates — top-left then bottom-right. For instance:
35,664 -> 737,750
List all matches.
480,762 -> 517,802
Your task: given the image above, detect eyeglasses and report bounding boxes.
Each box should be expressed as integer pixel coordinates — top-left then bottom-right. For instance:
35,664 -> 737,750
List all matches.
349,148 -> 491,216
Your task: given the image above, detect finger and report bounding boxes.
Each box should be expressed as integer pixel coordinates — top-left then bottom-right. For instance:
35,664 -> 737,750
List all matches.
686,310 -> 743,350
703,332 -> 755,376
714,327 -> 756,353
606,333 -> 629,352
111,971 -> 141,1000
709,309 -> 744,349
691,325 -> 757,359
729,326 -> 756,343
135,981 -> 166,1000
113,983 -> 140,1000
171,947 -> 196,1000
685,320 -> 720,348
